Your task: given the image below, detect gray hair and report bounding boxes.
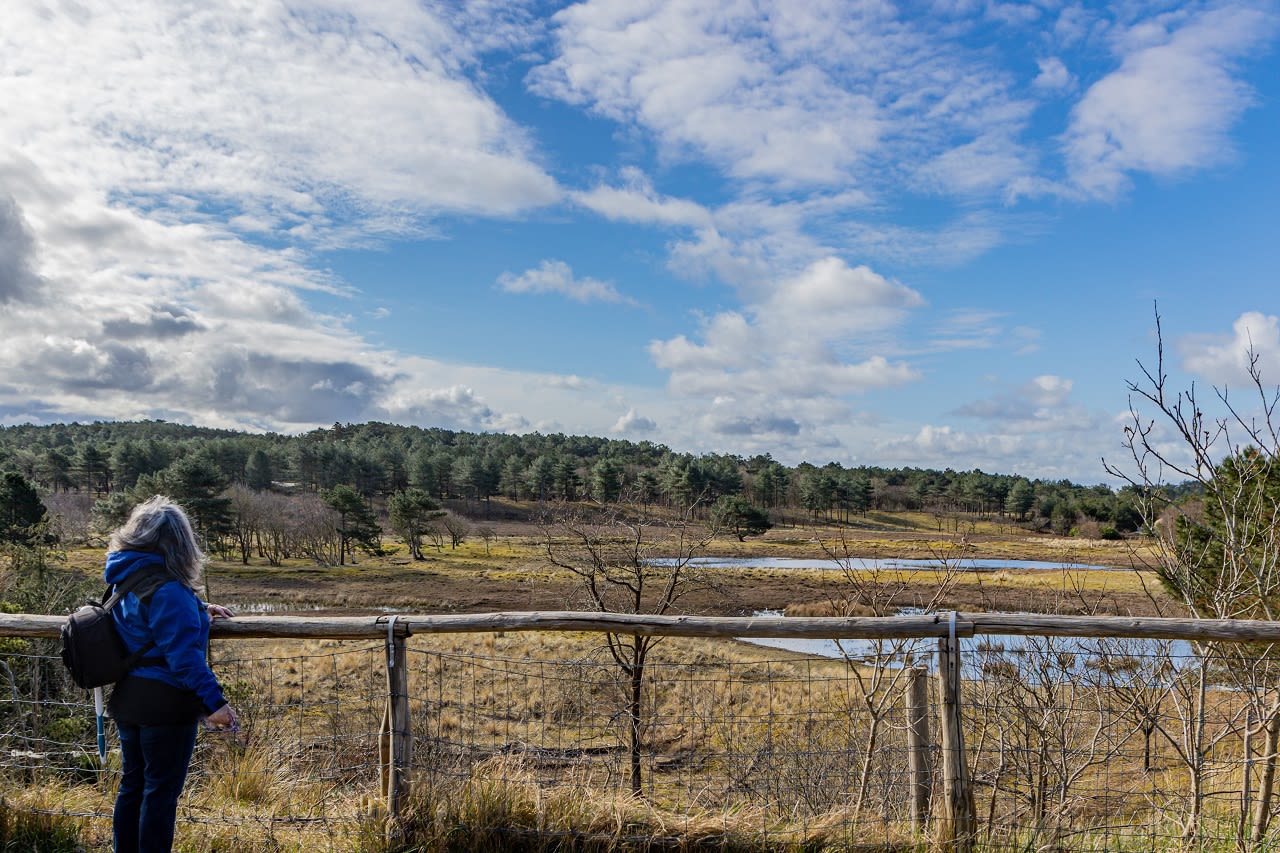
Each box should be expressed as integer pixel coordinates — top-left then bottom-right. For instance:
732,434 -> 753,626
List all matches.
109,495 -> 206,589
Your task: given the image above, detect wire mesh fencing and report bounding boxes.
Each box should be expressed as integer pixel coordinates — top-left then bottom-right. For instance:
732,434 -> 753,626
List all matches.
411,633 -> 938,849
2,619 -> 1280,851
0,636 -> 390,851
962,635 -> 1280,852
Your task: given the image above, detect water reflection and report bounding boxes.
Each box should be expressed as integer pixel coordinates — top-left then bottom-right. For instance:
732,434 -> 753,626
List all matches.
662,556 -> 1121,572
737,609 -> 1194,680
740,631 -> 1194,670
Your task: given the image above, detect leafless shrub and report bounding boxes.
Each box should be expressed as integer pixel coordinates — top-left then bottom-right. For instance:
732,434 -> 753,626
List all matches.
40,492 -> 94,546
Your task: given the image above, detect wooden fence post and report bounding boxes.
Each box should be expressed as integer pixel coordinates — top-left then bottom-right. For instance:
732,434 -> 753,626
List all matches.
379,616 -> 412,840
936,614 -> 975,853
906,665 -> 932,834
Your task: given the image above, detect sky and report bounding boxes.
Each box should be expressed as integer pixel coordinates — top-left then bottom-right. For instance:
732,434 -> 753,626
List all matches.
1,0 -> 1278,486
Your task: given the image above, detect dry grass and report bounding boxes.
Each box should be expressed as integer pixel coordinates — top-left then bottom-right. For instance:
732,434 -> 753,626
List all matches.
2,626 -> 1270,851
2,631 -> 920,851
389,754 -> 928,852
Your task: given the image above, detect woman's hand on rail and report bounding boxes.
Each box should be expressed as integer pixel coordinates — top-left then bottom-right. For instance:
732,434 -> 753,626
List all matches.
205,703 -> 239,731
206,603 -> 234,620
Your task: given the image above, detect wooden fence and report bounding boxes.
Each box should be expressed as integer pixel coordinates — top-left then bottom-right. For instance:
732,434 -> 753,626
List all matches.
4,610 -> 1280,851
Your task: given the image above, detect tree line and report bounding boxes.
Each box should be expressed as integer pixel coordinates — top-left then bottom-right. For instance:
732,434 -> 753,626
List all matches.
0,419 -> 1158,543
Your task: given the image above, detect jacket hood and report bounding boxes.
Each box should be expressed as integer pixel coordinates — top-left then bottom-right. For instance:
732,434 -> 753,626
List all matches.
104,549 -> 167,585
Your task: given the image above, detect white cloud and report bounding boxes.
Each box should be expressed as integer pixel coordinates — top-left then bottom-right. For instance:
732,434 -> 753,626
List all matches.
649,257 -> 924,402
0,0 -> 570,435
1028,375 -> 1073,405
1051,5 -> 1097,49
927,309 -> 1006,352
1065,5 -> 1276,199
1180,311 -> 1280,386
612,408 -> 658,434
377,359 -> 676,440
986,2 -> 1042,27
881,425 -> 1025,462
844,212 -> 1015,268
0,1 -> 559,246
1010,326 -> 1041,355
873,423 -> 1109,480
951,375 -> 1097,435
1033,57 -> 1074,92
541,375 -> 590,391
580,180 -> 874,298
573,168 -> 714,228
530,0 -> 882,186
498,260 -> 638,305
913,134 -> 1035,197
531,0 -> 1033,196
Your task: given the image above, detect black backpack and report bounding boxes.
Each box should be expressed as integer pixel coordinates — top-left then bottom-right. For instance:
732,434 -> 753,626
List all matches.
60,567 -> 171,689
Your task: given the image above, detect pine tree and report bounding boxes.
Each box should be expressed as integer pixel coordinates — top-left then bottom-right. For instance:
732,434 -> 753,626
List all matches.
0,472 -> 49,546
387,489 -> 445,560
321,485 -> 382,565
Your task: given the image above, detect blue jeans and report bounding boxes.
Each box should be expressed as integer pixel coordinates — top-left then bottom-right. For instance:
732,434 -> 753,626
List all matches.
113,722 -> 198,853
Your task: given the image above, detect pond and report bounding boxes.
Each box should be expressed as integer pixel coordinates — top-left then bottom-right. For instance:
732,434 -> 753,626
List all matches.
738,615 -> 1193,665
738,610 -> 1197,685
657,556 -> 1153,664
663,556 -> 1124,572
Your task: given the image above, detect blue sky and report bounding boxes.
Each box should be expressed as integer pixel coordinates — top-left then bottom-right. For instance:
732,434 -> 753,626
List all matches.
1,0 -> 1278,485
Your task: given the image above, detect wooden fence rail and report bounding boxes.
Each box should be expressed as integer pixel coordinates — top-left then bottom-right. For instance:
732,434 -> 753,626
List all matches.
6,609 -> 1280,641
5,609 -> 1280,850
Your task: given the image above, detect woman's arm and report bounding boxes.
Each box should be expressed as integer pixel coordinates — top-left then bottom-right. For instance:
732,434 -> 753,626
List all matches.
146,584 -> 229,714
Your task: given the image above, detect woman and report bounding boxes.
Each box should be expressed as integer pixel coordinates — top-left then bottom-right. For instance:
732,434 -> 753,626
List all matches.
105,495 -> 239,853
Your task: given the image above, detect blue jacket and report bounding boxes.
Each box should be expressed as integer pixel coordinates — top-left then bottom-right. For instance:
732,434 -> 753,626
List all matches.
104,550 -> 227,715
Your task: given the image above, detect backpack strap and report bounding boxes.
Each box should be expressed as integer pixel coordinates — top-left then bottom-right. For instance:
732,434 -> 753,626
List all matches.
101,565 -> 171,611
104,566 -> 174,671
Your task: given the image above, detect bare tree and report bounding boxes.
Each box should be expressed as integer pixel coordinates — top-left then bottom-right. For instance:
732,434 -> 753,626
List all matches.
1105,307 -> 1280,845
815,534 -> 965,824
290,492 -> 343,566
1105,308 -> 1280,621
541,498 -> 713,794
477,526 -> 497,556
424,521 -> 446,553
969,637 -> 1130,849
40,491 -> 94,546
442,514 -> 470,549
254,491 -> 308,566
226,483 -> 266,565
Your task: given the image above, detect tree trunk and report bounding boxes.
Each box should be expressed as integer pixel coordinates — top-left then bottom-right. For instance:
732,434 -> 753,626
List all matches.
1186,663 -> 1208,842
1251,702 -> 1280,846
852,716 -> 881,824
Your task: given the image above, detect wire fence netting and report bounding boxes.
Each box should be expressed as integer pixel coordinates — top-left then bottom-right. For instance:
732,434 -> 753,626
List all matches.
3,629 -> 1280,851
0,637 -> 388,850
